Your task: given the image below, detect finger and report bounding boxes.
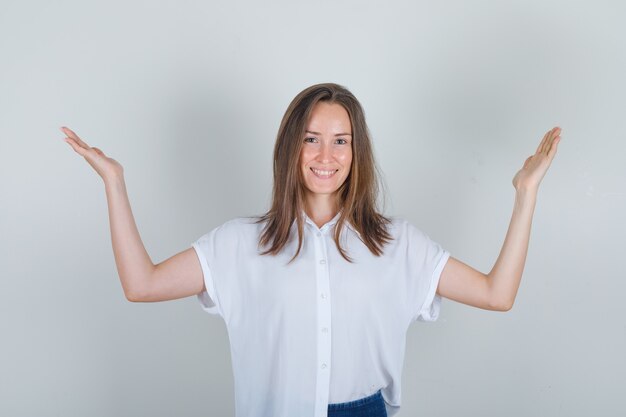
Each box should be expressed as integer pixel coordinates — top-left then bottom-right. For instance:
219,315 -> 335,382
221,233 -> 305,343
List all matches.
60,126 -> 91,149
537,127 -> 556,154
535,129 -> 552,154
64,136 -> 89,157
540,126 -> 560,154
547,134 -> 561,159
92,147 -> 105,156
542,127 -> 561,155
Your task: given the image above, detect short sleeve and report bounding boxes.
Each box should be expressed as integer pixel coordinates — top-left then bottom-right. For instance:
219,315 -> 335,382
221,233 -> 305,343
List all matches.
191,225 -> 225,318
406,222 -> 451,322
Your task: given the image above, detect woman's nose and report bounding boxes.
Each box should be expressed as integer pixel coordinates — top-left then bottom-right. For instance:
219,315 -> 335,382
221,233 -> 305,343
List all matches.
318,142 -> 332,162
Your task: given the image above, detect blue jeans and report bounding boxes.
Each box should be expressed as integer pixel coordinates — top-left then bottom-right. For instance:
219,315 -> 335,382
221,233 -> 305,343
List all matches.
327,389 -> 387,417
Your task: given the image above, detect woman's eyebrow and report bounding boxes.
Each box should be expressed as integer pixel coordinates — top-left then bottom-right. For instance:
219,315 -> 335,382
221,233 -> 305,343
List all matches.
305,130 -> 352,136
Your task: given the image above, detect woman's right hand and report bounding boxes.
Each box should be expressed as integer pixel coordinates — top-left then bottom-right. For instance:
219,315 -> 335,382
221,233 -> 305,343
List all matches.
61,126 -> 124,182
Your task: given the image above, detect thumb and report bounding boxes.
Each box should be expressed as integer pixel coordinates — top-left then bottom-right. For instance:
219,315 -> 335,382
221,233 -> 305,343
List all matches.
523,155 -> 533,168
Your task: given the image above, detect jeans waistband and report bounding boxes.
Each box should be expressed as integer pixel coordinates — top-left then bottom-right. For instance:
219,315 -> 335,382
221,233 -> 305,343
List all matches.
327,389 -> 384,411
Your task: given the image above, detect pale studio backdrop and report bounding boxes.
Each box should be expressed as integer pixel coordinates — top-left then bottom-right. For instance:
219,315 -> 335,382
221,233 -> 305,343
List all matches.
1,0 -> 625,416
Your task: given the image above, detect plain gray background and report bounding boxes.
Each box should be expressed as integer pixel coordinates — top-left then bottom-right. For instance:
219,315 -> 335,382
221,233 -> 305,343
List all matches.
1,0 -> 625,416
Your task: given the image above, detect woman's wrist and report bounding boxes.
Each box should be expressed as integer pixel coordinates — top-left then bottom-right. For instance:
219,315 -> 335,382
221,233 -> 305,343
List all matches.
104,172 -> 126,190
513,187 -> 538,214
514,185 -> 538,200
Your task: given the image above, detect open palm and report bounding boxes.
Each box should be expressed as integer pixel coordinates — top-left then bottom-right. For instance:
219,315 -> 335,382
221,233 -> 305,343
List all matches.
61,126 -> 123,181
512,126 -> 562,192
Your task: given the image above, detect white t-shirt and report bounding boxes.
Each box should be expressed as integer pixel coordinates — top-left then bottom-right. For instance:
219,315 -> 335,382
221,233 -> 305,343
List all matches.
191,210 -> 450,417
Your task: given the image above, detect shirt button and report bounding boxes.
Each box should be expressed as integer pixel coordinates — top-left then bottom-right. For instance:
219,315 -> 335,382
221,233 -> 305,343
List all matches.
321,327 -> 328,333
321,363 -> 327,369
319,259 -> 326,264
320,293 -> 326,299
316,231 -> 321,237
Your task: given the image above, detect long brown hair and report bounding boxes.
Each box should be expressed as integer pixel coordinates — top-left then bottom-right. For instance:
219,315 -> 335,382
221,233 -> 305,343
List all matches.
254,83 -> 393,263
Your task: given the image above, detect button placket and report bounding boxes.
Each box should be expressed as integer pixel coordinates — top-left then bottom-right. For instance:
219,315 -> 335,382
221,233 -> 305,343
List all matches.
312,227 -> 332,417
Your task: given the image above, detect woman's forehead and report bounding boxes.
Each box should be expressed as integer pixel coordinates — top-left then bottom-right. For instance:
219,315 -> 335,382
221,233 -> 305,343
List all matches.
307,102 -> 352,133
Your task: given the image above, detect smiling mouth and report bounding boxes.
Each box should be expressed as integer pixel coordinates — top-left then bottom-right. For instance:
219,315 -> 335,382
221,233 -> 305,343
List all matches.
311,168 -> 339,179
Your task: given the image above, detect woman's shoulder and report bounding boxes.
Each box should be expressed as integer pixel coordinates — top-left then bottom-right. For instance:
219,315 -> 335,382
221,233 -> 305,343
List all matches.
383,215 -> 411,230
215,215 -> 266,235
194,216 -> 263,247
382,215 -> 430,240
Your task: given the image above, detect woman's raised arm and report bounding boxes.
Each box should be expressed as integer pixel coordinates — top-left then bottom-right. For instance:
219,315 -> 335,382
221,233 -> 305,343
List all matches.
436,126 -> 562,311
62,126 -> 205,302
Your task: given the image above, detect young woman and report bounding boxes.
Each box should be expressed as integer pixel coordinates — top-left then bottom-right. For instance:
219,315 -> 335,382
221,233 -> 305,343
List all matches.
62,83 -> 561,417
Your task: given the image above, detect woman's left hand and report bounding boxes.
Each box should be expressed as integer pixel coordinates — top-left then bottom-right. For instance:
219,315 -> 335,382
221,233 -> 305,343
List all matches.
512,126 -> 562,192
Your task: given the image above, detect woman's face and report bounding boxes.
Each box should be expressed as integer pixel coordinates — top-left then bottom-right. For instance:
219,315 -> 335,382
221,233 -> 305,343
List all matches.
300,101 -> 353,201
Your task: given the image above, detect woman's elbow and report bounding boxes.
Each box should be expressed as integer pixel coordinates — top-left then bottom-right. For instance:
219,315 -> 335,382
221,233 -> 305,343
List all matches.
488,297 -> 514,312
122,281 -> 147,302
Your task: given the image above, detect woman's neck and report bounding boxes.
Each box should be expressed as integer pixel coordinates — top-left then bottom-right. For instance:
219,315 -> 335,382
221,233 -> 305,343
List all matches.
304,194 -> 340,229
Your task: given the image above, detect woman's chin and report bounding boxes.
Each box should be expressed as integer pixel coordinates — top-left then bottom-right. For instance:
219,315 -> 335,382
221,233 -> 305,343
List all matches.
304,186 -> 340,197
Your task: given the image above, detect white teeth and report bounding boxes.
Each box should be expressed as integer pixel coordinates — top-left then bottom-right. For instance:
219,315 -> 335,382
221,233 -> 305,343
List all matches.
311,168 -> 337,177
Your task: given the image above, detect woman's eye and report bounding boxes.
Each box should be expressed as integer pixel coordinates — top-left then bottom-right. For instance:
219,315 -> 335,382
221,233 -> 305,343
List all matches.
304,137 -> 316,143
337,139 -> 347,145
